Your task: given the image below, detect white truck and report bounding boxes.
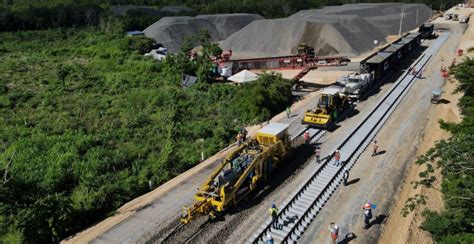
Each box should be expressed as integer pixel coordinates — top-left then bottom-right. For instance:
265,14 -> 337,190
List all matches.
336,72 -> 374,99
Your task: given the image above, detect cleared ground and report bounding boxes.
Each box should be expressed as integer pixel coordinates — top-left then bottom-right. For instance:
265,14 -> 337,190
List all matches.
64,6 -> 471,244
296,12 -> 470,244
378,7 -> 473,244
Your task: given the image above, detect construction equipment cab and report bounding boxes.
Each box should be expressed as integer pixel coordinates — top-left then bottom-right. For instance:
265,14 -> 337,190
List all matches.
180,123 -> 291,224
297,43 -> 315,59
302,86 -> 351,129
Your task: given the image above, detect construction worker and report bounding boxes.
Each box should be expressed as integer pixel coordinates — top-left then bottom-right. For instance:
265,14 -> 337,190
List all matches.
266,233 -> 274,244
236,132 -> 243,146
303,131 -> 310,145
314,146 -> 321,163
334,150 -> 341,166
328,222 -> 339,244
362,203 -> 373,229
343,169 -> 349,186
372,139 -> 378,156
270,203 -> 279,229
417,69 -> 423,79
286,106 -> 291,118
241,128 -> 248,142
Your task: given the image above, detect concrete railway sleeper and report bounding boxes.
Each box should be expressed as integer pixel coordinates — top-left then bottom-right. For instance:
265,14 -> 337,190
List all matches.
248,32 -> 449,244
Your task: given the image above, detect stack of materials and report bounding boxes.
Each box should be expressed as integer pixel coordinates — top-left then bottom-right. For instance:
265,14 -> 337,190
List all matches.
144,14 -> 263,52
220,3 -> 433,58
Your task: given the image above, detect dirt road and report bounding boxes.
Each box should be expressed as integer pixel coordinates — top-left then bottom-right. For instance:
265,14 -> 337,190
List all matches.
378,7 -> 472,244
296,13 -> 470,244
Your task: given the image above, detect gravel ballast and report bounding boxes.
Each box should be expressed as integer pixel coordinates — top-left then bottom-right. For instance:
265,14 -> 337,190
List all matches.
220,3 -> 433,58
144,14 -> 263,52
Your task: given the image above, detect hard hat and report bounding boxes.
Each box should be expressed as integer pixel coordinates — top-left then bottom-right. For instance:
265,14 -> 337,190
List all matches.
334,225 -> 339,229
364,203 -> 371,209
272,203 -> 276,208
267,233 -> 272,240
336,150 -> 339,152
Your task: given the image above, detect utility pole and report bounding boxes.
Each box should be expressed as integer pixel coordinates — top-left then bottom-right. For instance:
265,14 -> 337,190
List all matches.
398,8 -> 405,37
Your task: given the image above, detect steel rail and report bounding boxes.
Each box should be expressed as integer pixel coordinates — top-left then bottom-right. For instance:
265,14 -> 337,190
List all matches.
248,32 -> 449,244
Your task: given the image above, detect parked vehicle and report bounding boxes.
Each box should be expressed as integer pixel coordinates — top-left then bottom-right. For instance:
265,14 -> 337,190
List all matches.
302,86 -> 353,129
336,73 -> 374,99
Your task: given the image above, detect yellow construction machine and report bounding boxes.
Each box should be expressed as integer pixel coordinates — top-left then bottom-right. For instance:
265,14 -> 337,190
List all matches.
302,86 -> 351,129
180,123 -> 291,224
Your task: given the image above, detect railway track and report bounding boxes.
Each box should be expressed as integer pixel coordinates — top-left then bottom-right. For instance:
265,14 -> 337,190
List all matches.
159,127 -> 325,243
160,218 -> 211,243
248,32 -> 450,244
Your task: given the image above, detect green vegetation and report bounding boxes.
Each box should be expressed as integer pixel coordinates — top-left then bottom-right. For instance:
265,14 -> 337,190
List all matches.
0,28 -> 292,242
0,0 -> 466,242
403,58 -> 474,242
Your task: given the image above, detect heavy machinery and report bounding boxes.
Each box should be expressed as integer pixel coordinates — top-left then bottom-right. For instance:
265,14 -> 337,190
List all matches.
297,43 -> 316,58
336,72 -> 374,99
418,23 -> 436,39
431,88 -> 444,104
180,123 -> 291,224
302,86 -> 352,129
453,14 -> 459,21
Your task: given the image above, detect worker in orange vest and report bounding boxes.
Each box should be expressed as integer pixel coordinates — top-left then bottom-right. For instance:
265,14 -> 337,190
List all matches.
363,203 -> 373,229
334,150 -> 341,166
328,222 -> 339,244
303,131 -> 310,145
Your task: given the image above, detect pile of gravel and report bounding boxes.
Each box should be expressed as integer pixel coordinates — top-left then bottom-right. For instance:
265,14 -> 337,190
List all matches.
144,14 -> 263,52
220,3 -> 433,58
197,14 -> 264,41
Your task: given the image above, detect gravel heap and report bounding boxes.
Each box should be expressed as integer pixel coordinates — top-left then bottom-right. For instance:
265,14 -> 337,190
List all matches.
197,14 -> 264,41
144,14 -> 263,52
220,3 -> 433,58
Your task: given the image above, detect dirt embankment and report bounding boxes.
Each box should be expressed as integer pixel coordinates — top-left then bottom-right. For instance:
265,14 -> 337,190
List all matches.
377,77 -> 462,244
378,8 -> 472,241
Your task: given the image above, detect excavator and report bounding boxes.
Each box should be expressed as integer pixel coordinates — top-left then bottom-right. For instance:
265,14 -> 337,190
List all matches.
302,86 -> 352,129
180,123 -> 291,224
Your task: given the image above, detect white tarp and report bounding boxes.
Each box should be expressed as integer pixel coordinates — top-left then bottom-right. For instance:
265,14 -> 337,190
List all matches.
228,69 -> 259,83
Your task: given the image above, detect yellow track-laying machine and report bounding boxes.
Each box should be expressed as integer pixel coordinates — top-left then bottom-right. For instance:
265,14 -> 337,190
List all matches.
302,86 -> 352,129
180,123 -> 291,224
